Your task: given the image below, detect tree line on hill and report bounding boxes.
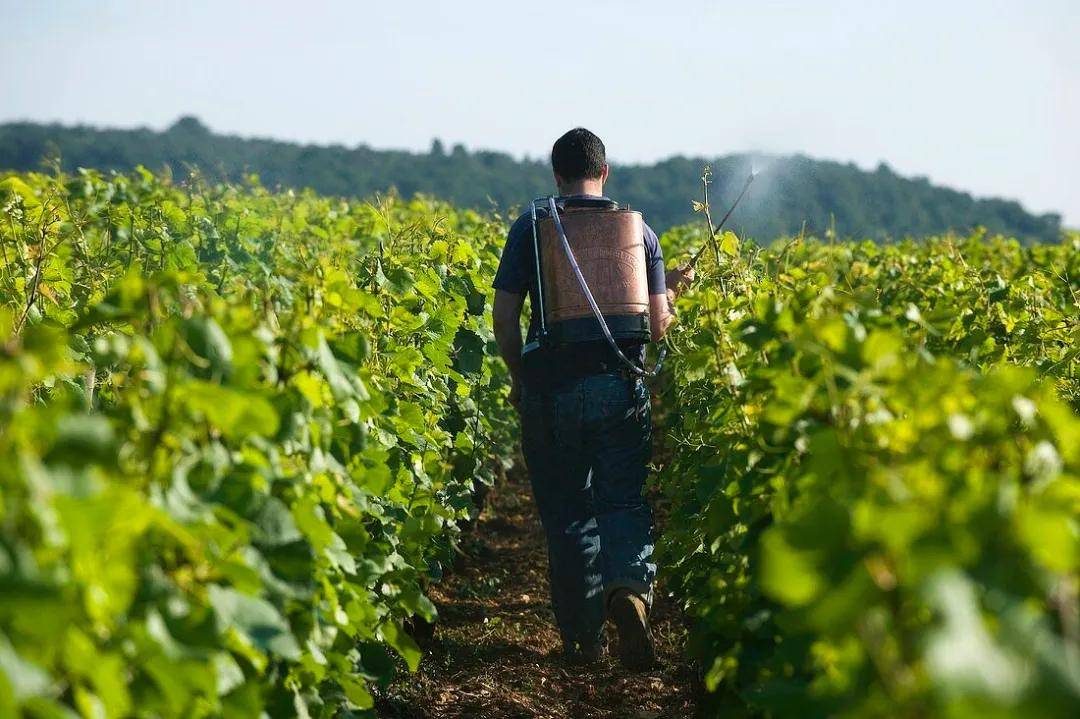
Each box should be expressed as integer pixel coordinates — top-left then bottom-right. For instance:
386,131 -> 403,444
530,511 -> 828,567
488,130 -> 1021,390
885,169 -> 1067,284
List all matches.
0,116 -> 1063,243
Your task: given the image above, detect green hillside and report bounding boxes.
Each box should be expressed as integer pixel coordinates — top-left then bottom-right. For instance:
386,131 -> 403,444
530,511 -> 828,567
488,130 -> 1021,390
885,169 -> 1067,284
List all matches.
0,116 -> 1063,242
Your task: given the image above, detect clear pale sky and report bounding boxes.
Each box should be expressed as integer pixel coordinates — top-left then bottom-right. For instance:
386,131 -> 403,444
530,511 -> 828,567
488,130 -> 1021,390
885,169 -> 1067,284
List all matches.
2,0 -> 1077,225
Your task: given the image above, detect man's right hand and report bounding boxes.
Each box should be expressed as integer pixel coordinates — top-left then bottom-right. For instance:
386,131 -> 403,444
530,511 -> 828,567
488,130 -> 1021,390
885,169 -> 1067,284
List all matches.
666,265 -> 696,297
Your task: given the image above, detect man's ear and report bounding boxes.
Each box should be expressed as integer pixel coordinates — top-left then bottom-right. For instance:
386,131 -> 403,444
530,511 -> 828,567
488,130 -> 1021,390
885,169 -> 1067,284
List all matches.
553,171 -> 566,193
600,164 -> 610,183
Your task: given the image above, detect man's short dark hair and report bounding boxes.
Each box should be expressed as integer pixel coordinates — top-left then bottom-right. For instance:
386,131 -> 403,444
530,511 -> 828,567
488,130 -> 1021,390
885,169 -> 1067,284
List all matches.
551,128 -> 606,181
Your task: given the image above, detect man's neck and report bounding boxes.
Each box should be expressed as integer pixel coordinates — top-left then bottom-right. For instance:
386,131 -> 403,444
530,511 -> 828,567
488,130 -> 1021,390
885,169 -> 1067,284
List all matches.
558,180 -> 604,197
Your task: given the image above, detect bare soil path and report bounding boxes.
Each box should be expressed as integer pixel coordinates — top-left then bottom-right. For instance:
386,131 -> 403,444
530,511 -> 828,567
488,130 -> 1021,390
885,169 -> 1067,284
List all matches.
376,470 -> 699,718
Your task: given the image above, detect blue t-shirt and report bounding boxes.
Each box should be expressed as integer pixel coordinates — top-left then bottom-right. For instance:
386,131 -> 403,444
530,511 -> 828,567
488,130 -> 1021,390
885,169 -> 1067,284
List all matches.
492,195 -> 666,344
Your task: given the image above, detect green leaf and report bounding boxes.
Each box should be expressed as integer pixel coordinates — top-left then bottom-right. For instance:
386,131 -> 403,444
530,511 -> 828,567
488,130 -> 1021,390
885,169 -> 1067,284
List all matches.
923,571 -> 1029,702
379,622 -> 422,672
329,332 -> 371,364
356,642 -> 396,684
253,497 -> 303,547
338,675 -> 374,709
1015,504 -> 1078,573
452,328 -> 485,376
45,414 -> 116,467
208,585 -> 300,660
183,317 -> 233,376
0,639 -> 51,702
0,176 -> 42,208
317,334 -> 367,402
719,230 -> 739,257
182,380 -> 279,438
292,496 -> 356,573
759,529 -> 824,607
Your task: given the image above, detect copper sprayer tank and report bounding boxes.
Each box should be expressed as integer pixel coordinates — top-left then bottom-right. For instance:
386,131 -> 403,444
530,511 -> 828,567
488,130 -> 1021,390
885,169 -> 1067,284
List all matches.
537,208 -> 649,326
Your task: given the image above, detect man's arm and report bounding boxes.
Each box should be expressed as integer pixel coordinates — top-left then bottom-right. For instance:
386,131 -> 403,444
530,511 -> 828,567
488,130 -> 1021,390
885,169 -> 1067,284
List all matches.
649,294 -> 672,343
649,266 -> 695,342
492,289 -> 526,406
642,221 -> 694,342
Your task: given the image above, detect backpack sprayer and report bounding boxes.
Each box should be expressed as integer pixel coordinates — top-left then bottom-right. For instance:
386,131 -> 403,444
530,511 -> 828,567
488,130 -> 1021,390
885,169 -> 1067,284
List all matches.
523,196 -> 663,378
521,170 -> 757,379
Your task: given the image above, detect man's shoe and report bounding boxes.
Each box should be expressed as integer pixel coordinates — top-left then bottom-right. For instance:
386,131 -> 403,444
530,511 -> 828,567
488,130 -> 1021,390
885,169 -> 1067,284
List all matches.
607,589 -> 659,671
561,640 -> 604,666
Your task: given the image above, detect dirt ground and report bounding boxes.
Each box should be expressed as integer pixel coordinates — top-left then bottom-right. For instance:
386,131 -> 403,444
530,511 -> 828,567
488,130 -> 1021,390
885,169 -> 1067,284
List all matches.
375,470 -> 700,718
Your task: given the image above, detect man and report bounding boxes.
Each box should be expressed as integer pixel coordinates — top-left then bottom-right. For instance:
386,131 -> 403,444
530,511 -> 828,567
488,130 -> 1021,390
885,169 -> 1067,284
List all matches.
491,128 -> 694,669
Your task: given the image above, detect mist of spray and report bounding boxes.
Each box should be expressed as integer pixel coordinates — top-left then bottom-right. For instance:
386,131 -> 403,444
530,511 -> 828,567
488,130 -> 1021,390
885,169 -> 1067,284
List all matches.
730,153 -> 785,239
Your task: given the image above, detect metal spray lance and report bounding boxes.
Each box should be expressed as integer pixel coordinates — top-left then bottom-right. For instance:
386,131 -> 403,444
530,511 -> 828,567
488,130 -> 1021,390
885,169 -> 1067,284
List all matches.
687,168 -> 758,269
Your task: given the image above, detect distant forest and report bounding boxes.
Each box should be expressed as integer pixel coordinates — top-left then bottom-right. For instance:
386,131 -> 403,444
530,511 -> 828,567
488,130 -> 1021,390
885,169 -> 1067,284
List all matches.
0,116 -> 1064,242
